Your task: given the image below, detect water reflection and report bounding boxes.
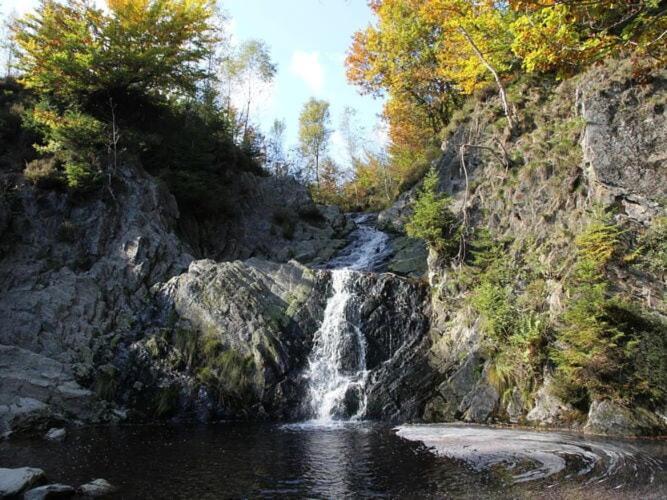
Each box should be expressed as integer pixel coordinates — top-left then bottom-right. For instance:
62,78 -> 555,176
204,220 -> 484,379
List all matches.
0,422 -> 663,498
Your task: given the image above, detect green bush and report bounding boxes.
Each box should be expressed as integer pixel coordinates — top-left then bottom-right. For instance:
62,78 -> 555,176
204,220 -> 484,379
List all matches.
551,210 -> 665,409
406,167 -> 459,257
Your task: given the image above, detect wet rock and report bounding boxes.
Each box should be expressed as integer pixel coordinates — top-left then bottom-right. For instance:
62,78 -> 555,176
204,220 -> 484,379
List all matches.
377,188 -> 418,232
0,467 -> 46,497
584,400 -> 667,437
78,478 -> 117,497
23,483 -> 75,500
44,427 -> 66,441
382,236 -> 428,277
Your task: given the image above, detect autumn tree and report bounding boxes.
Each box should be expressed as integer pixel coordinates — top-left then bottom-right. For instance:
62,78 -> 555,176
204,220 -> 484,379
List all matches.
16,0 -> 219,104
298,98 -> 332,188
346,0 -> 461,170
14,0 -> 224,190
510,0 -> 667,75
312,157 -> 343,205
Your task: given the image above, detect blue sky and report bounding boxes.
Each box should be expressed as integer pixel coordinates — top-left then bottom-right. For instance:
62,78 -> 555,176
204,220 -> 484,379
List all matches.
222,0 -> 385,163
1,0 -> 385,166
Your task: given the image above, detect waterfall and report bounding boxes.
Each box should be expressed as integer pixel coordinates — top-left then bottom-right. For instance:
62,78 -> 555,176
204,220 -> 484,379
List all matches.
303,214 -> 391,422
304,269 -> 368,420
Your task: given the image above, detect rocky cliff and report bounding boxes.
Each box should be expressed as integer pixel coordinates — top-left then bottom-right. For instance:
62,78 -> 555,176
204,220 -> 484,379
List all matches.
0,56 -> 664,438
379,57 -> 666,436
0,161 -> 354,434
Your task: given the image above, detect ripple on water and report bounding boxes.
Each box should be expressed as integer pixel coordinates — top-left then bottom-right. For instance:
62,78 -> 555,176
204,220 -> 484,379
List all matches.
395,424 -> 665,488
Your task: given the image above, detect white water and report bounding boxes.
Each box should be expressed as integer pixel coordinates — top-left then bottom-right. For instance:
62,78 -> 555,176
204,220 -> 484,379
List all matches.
304,215 -> 391,422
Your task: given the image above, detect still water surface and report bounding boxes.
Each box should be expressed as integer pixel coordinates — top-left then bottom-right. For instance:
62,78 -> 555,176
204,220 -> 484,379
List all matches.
1,422 -> 665,498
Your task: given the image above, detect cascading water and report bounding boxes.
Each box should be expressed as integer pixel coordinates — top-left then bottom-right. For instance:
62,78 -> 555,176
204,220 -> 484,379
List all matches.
304,214 -> 391,421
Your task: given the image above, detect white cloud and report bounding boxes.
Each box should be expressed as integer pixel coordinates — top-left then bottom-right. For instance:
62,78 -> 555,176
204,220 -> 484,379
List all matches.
289,50 -> 325,94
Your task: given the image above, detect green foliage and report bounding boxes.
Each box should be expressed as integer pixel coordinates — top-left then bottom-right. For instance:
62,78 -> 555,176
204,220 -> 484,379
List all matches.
552,210 -> 665,409
27,105 -> 107,190
298,98 -> 332,187
405,167 -> 459,256
12,0 -> 262,215
16,0 -> 218,103
154,384 -> 181,418
465,228 -> 547,403
0,78 -> 38,171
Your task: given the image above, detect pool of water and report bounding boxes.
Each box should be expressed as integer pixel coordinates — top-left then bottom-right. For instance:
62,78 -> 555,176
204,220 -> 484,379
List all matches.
0,422 -> 664,498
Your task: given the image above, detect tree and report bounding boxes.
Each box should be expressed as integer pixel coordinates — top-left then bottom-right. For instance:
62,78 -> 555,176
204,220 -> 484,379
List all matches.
15,0 -> 219,104
298,98 -> 331,188
13,0 -> 224,191
510,0 -> 667,76
346,0 -> 460,167
406,166 -> 459,256
266,118 -> 288,176
312,157 -> 342,205
420,0 -> 517,129
218,39 -> 276,143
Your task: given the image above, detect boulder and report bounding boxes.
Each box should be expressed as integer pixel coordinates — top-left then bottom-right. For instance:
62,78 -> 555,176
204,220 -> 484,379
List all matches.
0,467 -> 45,497
78,479 -> 117,497
584,400 -> 667,437
526,377 -> 573,426
23,483 -> 75,500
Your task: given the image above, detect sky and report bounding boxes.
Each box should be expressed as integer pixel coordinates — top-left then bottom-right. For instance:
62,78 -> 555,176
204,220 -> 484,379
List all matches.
1,0 -> 386,167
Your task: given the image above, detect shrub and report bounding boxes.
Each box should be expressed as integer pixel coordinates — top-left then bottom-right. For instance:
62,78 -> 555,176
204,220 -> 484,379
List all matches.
551,210 -> 665,409
24,156 -> 63,188
635,216 -> 667,276
406,167 -> 459,257
154,384 -> 181,418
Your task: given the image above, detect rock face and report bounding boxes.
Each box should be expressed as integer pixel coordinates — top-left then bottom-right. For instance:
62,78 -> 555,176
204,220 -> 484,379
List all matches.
0,160 -> 352,432
0,467 -> 46,497
178,173 -> 353,264
0,165 -> 192,434
584,400 -> 667,437
376,58 -> 667,434
342,272 -> 431,421
127,258 -> 323,420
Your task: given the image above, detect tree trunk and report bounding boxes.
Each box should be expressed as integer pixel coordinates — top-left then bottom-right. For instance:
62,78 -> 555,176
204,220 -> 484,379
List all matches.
458,27 -> 514,132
